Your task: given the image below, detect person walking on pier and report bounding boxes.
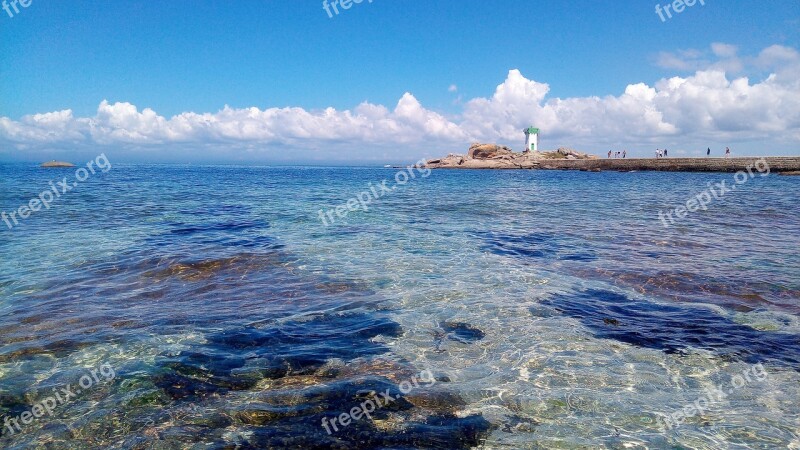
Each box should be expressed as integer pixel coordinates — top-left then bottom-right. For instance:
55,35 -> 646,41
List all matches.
664,149 -> 668,158
725,147 -> 731,158
623,150 -> 627,159
707,148 -> 711,156
608,150 -> 612,159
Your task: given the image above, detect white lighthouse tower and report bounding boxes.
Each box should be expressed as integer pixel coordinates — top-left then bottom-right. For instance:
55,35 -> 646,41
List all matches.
524,126 -> 539,152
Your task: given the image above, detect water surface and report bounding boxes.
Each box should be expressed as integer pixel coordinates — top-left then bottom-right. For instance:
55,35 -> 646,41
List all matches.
1,164 -> 798,448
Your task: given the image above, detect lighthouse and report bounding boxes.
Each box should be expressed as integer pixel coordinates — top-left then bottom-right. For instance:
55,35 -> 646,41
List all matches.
524,126 -> 539,152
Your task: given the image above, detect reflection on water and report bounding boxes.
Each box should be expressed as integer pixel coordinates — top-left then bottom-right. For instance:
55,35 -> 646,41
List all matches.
0,164 -> 798,448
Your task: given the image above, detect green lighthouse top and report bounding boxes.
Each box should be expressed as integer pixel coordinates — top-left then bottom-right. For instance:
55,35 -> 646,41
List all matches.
524,126 -> 539,135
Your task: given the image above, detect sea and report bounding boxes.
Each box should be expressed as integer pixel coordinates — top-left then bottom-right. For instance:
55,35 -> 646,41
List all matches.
1,163 -> 798,449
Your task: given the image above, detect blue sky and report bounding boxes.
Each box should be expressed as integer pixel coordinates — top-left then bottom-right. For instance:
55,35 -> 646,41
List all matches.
1,0 -> 798,163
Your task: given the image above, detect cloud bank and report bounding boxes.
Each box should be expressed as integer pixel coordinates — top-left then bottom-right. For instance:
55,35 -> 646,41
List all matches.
2,44 -> 798,162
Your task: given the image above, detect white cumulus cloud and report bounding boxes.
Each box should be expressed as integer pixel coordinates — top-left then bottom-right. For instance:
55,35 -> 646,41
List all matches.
1,44 -> 798,161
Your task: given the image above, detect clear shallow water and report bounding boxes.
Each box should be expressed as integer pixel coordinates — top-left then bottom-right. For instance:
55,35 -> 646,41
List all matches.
0,163 -> 799,449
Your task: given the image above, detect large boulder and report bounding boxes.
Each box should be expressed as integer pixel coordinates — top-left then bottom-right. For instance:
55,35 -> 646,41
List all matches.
544,148 -> 598,160
467,143 -> 515,160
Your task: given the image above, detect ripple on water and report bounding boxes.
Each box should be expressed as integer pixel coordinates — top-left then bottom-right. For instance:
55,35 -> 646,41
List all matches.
478,230 -> 599,263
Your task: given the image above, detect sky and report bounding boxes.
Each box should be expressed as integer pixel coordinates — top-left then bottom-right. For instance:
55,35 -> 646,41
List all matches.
0,0 -> 798,164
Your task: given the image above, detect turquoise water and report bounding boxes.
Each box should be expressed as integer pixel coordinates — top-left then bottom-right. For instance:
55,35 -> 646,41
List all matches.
1,163 -> 799,448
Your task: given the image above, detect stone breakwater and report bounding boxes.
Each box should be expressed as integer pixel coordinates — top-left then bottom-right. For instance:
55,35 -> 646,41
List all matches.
532,156 -> 800,173
423,144 -> 800,173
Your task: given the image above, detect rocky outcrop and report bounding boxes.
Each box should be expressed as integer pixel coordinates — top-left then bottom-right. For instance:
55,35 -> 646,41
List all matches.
425,153 -> 464,167
424,143 -> 596,169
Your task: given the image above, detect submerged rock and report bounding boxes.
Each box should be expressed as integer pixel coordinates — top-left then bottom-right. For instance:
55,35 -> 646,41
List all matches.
441,321 -> 486,344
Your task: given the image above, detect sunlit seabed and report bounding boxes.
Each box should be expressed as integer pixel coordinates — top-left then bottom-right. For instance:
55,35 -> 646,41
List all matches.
0,164 -> 798,448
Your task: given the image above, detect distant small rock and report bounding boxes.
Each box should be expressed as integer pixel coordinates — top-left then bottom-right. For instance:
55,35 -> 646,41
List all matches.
40,160 -> 75,168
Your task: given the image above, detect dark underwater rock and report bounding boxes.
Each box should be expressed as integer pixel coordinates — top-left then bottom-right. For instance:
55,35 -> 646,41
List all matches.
441,322 -> 486,344
541,288 -> 800,369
